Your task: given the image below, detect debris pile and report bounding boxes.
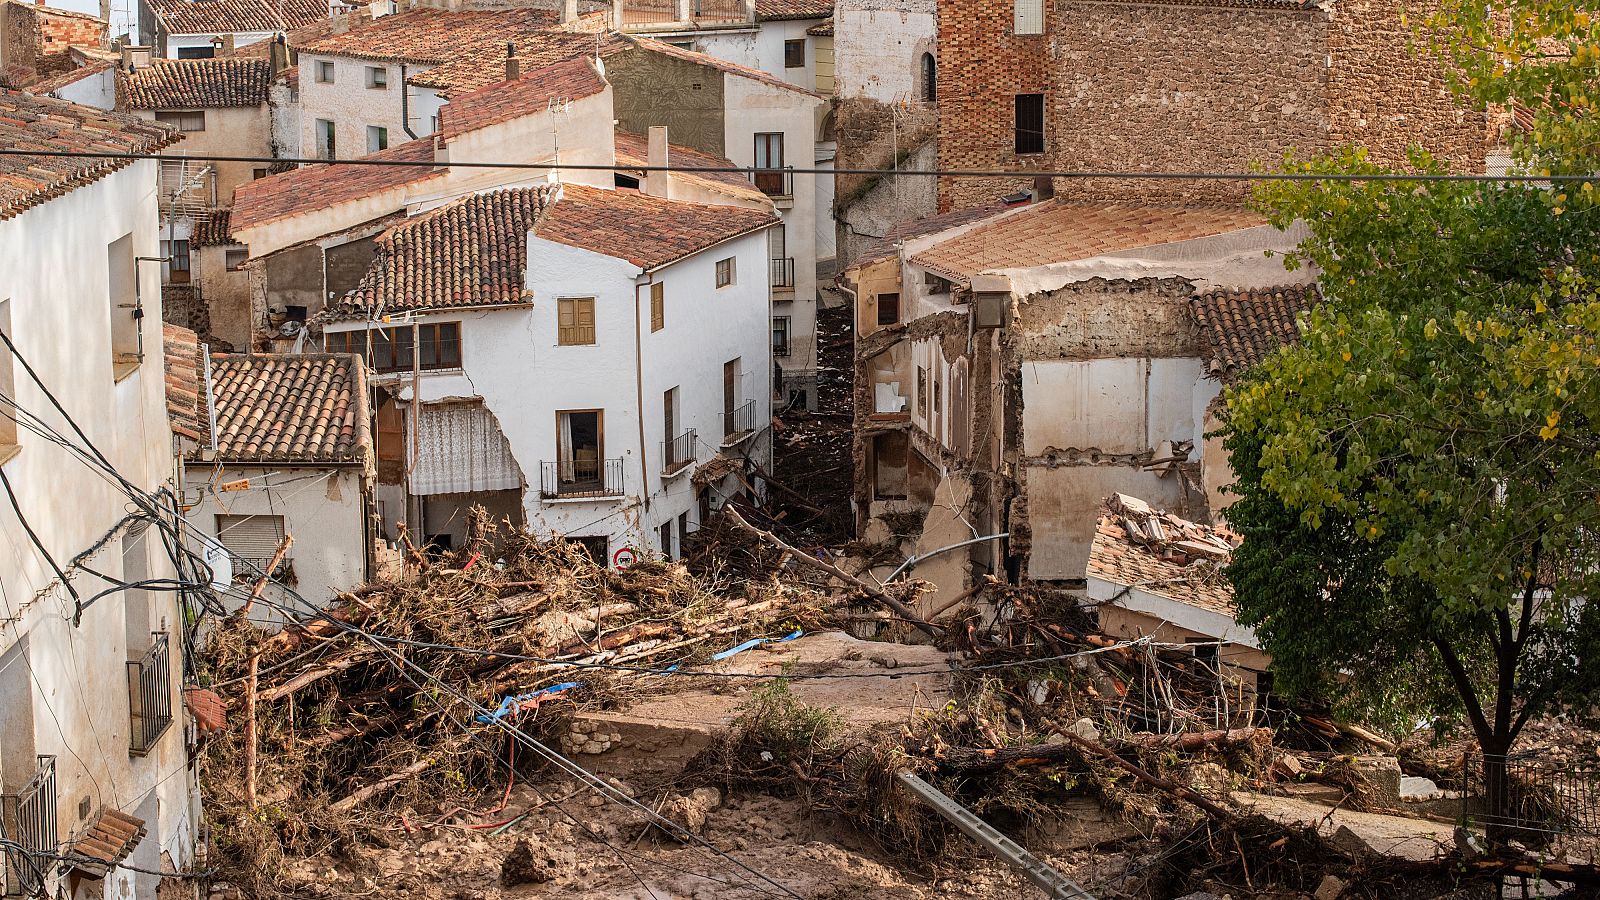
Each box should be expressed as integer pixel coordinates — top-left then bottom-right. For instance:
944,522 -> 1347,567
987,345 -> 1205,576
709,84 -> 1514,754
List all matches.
1108,492 -> 1238,566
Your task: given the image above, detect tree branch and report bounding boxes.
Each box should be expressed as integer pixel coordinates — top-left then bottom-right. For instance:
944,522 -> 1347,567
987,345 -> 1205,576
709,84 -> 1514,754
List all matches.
1433,635 -> 1492,744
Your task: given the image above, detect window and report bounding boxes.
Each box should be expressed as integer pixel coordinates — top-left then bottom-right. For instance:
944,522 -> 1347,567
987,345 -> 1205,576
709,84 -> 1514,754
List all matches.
771,316 -> 790,357
1015,93 -> 1045,154
921,52 -> 936,103
876,292 -> 900,326
365,65 -> 387,88
225,248 -> 248,271
176,45 -> 213,59
650,282 -> 664,332
769,224 -> 792,288
315,60 -> 334,83
678,511 -> 689,543
723,358 -> 741,437
784,39 -> 805,68
556,409 -> 604,488
1014,0 -> 1043,35
214,514 -> 288,575
253,168 -> 269,180
162,239 -> 190,283
557,298 -> 596,345
367,125 -> 388,153
715,257 -> 735,288
325,322 -> 462,373
0,300 -> 15,456
753,133 -> 786,196
107,233 -> 139,376
316,118 -> 336,159
659,521 -> 673,560
916,366 -> 927,415
154,110 -> 205,132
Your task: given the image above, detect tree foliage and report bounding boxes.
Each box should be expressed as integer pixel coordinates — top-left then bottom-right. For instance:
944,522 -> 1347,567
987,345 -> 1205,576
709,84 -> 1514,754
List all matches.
1221,0 -> 1600,758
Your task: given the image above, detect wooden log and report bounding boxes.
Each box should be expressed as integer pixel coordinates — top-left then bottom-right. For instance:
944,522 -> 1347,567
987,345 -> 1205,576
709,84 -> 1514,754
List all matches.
240,534 -> 294,618
244,647 -> 260,811
1055,730 -> 1240,824
724,507 -> 941,638
331,756 -> 437,812
303,713 -> 403,748
941,728 -> 1266,774
256,646 -> 379,702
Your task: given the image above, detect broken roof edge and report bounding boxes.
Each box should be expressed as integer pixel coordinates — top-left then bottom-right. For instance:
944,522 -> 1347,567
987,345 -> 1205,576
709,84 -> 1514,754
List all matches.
618,33 -> 825,100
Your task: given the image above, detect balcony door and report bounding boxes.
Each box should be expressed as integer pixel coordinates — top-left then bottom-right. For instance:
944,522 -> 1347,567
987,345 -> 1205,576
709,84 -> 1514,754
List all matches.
557,410 -> 603,488
753,133 -> 785,195
723,359 -> 738,436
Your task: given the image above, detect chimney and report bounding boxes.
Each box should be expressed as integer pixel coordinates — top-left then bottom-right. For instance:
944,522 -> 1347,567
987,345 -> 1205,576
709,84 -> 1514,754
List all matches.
505,42 -> 518,82
269,33 -> 291,80
645,125 -> 670,199
210,33 -> 234,55
120,44 -> 151,69
561,0 -> 577,23
1031,174 -> 1055,202
330,13 -> 351,33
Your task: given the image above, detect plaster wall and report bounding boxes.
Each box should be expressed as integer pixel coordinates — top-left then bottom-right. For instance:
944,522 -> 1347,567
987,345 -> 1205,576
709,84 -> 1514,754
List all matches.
0,161 -> 196,878
691,19 -> 822,92
298,54 -> 427,161
269,80 -> 301,158
138,103 -> 272,206
834,0 -> 932,104
51,65 -> 116,108
168,29 -> 272,55
195,244 -> 251,348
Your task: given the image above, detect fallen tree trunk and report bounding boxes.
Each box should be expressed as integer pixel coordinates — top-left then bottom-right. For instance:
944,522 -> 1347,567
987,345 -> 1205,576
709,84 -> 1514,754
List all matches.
941,728 -> 1266,774
240,535 -> 294,618
257,646 -> 379,702
1057,730 -> 1240,825
724,507 -> 941,639
332,755 -> 438,812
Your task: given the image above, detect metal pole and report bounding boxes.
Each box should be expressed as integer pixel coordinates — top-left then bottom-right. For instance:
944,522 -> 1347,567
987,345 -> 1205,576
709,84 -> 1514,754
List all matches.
885,531 -> 1009,583
896,771 -> 1094,899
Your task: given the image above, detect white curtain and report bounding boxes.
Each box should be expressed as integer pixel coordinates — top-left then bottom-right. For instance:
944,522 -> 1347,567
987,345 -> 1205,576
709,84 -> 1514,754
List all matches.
410,401 -> 524,496
558,414 -> 576,482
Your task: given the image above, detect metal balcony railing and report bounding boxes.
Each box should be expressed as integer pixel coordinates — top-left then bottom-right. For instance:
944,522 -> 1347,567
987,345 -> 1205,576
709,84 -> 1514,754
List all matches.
661,429 -> 696,476
540,458 -> 625,499
2,756 -> 56,898
723,399 -> 758,440
749,166 -> 793,198
770,257 -> 795,289
127,634 -> 174,756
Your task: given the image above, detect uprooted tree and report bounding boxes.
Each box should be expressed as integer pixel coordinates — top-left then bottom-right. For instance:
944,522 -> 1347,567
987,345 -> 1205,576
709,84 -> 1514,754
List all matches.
1221,0 -> 1600,846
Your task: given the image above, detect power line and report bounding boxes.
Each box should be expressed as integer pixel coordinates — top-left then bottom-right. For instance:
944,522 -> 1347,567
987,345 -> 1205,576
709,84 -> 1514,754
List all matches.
0,147 -> 1588,183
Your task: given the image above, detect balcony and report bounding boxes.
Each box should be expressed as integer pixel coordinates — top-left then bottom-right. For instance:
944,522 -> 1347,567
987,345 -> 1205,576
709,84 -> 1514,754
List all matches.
749,166 -> 793,199
770,257 -> 795,290
722,399 -> 759,446
661,428 -> 696,477
1,756 -> 55,898
616,0 -> 751,28
127,634 -> 174,756
540,458 -> 625,500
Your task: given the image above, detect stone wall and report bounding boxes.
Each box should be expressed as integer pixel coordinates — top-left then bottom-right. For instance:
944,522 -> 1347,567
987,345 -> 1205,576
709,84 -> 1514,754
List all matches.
36,8 -> 105,55
1012,276 -> 1206,360
935,0 -> 1486,213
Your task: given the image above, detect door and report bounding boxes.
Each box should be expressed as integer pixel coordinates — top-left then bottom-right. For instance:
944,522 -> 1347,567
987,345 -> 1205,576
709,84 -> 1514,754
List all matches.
723,359 -> 738,436
557,410 -> 603,486
663,387 -> 678,467
753,133 -> 785,195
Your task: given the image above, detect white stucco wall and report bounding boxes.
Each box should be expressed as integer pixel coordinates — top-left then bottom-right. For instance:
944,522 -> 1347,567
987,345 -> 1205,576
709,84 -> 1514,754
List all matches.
0,161 -> 197,882
691,19 -> 824,92
833,0 -> 934,103
168,30 -> 273,57
50,66 -> 117,109
297,54 -> 431,160
185,466 -> 368,616
323,204 -> 773,560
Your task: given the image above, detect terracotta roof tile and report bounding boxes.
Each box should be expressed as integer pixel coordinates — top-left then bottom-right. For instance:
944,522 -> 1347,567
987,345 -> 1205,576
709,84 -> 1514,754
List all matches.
122,58 -> 271,109
438,56 -> 607,140
191,208 -> 235,246
755,0 -> 831,20
148,0 -> 326,34
908,200 -> 1267,285
850,199 -> 1016,268
163,324 -> 204,441
332,184 -> 557,318
231,137 -> 445,233
69,809 -> 146,880
300,7 -> 559,64
537,182 -> 776,269
408,29 -> 628,96
1189,284 -> 1320,381
10,57 -> 111,94
208,353 -> 370,463
612,128 -> 764,198
0,89 -> 179,221
622,35 -> 823,99
805,18 -> 832,35
1086,494 -> 1239,617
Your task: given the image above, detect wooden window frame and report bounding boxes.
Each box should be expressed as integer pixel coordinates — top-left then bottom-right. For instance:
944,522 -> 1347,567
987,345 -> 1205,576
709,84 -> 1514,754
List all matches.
557,297 -> 597,346
325,322 -> 462,373
155,110 -> 205,132
784,39 -> 805,68
224,247 -> 248,271
715,257 -> 735,288
650,282 -> 664,332
556,408 -> 605,480
876,292 -> 900,326
771,316 -> 790,357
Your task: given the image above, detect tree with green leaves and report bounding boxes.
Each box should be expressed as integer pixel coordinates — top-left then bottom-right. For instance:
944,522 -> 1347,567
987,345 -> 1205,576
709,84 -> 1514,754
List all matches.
1222,0 -> 1600,841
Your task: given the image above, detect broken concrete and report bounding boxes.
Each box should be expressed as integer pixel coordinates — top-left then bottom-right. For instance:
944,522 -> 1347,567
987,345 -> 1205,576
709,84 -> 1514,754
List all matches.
1232,792 -> 1457,862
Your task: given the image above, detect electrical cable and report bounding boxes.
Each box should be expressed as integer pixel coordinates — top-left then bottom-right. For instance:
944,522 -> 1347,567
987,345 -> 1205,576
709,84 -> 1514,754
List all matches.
0,146 -> 1591,182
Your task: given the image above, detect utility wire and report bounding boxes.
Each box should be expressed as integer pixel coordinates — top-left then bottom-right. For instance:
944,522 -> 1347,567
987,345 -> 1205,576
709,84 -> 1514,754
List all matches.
0,147 -> 1589,182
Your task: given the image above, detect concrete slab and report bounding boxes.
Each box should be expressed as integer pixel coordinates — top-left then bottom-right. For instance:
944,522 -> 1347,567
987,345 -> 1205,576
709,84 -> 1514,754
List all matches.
1231,791 -> 1458,861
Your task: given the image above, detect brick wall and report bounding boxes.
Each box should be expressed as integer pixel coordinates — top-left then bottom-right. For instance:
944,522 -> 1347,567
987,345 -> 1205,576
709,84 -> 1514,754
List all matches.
36,9 -> 105,55
935,0 -> 1486,213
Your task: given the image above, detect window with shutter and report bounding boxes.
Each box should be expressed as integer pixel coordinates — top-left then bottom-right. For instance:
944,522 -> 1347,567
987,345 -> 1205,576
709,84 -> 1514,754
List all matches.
650,283 -> 664,332
214,514 -> 287,573
1014,0 -> 1043,35
558,298 -> 596,345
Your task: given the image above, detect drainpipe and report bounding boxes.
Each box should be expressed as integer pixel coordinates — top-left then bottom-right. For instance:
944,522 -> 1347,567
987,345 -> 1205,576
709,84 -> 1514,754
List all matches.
633,276 -> 651,513
399,63 -> 419,139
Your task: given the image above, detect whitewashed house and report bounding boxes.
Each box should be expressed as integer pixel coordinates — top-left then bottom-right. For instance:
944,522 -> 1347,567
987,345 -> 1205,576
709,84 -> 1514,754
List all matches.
0,90 -> 200,897
320,180 -> 777,563
140,0 -> 328,58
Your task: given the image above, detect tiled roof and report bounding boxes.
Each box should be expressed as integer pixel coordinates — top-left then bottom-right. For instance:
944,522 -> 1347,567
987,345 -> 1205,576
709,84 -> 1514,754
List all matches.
407,29 -> 628,96
162,324 -> 205,441
208,353 -> 370,463
149,0 -> 327,34
334,185 -> 556,318
191,208 -> 235,246
805,18 -> 832,35
612,128 -> 765,199
850,200 -> 1016,268
537,183 -> 776,269
1087,494 -> 1239,617
438,56 -> 606,140
11,58 -> 112,94
231,137 -> 445,233
1190,284 -> 1319,381
622,35 -> 823,99
0,90 -> 179,221
755,0 -> 831,20
67,808 -> 146,880
122,58 -> 271,109
908,200 -> 1267,284
299,7 -> 558,64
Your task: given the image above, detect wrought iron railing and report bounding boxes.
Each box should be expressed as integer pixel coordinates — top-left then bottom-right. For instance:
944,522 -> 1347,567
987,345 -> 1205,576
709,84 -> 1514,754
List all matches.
127,634 -> 174,756
770,257 -> 795,289
1464,752 -> 1600,837
2,756 -> 56,897
691,0 -> 746,21
617,0 -> 677,24
723,400 -> 758,440
661,429 -> 696,475
540,458 -> 625,499
750,166 -> 793,198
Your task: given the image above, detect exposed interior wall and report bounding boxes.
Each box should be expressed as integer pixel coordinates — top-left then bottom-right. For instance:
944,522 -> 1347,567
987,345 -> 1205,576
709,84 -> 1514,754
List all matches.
607,48 -> 727,156
195,244 -> 250,349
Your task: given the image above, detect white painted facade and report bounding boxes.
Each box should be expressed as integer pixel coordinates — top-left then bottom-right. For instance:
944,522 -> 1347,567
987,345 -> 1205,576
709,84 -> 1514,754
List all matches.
296,53 -> 430,159
0,161 -> 199,895
167,29 -> 272,57
323,193 -> 774,562
684,18 -> 825,93
49,65 -> 118,109
833,0 -> 934,104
